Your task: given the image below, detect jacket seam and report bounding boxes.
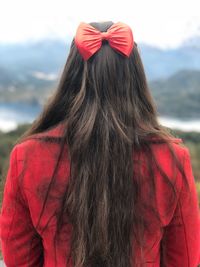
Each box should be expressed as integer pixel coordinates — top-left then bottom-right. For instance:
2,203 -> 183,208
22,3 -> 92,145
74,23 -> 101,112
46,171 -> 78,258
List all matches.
15,145 -> 30,206
15,146 -> 26,205
5,147 -> 18,244
178,149 -> 190,266
15,145 -> 42,236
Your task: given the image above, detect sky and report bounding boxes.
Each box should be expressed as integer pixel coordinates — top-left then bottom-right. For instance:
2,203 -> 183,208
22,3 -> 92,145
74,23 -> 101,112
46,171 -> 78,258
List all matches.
1,0 -> 200,48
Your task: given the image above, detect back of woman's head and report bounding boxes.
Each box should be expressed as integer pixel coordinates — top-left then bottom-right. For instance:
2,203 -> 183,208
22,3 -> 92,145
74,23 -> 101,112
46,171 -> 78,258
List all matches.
57,20 -> 159,145
19,21 -> 185,267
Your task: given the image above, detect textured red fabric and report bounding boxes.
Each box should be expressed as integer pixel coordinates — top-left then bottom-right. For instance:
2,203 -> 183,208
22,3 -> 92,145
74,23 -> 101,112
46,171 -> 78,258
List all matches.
0,121 -> 200,266
74,22 -> 134,60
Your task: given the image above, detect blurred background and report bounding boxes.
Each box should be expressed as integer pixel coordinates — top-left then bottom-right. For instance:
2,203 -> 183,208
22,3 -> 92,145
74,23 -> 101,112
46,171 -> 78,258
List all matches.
0,0 -> 200,209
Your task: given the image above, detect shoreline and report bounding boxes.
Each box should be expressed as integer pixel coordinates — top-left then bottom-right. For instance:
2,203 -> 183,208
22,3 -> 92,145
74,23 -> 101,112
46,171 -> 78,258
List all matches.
1,116 -> 200,134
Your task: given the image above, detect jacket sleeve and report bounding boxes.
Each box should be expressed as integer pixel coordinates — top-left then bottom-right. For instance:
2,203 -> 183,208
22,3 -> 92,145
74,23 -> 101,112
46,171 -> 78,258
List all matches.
0,145 -> 44,267
160,147 -> 200,266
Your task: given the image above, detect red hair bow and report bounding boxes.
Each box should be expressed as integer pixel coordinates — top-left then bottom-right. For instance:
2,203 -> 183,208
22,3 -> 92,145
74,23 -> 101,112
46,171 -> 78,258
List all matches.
74,22 -> 134,60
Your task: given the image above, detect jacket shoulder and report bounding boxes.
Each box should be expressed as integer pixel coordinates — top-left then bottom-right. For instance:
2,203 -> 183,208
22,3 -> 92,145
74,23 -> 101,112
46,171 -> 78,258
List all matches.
13,122 -> 66,158
151,137 -> 188,159
169,138 -> 190,161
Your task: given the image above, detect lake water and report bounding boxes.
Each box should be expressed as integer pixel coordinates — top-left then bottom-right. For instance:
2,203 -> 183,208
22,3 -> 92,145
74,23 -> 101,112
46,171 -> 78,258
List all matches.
0,102 -> 41,132
0,102 -> 200,133
158,117 -> 200,132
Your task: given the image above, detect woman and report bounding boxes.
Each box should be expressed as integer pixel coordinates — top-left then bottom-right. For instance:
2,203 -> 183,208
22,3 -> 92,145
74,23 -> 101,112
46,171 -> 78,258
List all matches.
0,21 -> 200,267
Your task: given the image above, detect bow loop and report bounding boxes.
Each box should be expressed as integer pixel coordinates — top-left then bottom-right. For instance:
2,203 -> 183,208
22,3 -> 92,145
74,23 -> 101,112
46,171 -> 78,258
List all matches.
75,22 -> 134,60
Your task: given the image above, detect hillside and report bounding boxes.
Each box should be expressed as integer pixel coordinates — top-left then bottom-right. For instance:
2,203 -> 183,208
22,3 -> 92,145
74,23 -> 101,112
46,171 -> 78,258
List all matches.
150,70 -> 200,119
0,69 -> 200,119
0,37 -> 200,119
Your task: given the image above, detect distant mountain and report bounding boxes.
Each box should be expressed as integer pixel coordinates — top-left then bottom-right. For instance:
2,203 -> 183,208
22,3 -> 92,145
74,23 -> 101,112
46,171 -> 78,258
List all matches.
140,42 -> 200,80
0,35 -> 200,83
150,70 -> 200,119
181,35 -> 200,49
0,68 -> 199,119
0,36 -> 200,119
0,38 -> 68,103
0,38 -> 69,74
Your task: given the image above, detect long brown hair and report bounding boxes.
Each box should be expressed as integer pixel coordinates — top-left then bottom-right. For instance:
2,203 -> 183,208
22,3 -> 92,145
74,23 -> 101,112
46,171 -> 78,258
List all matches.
17,21 -> 187,267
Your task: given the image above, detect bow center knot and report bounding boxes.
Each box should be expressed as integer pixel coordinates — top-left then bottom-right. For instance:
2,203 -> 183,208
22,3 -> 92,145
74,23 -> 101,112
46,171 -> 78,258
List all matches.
101,31 -> 110,40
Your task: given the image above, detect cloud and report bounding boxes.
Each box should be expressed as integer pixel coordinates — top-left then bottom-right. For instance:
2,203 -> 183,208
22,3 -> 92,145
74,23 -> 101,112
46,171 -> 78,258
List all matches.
0,0 -> 200,48
31,71 -> 58,81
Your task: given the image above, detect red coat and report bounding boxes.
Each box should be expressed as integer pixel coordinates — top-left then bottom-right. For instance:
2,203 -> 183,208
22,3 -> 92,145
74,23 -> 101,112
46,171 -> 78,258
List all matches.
0,122 -> 200,267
